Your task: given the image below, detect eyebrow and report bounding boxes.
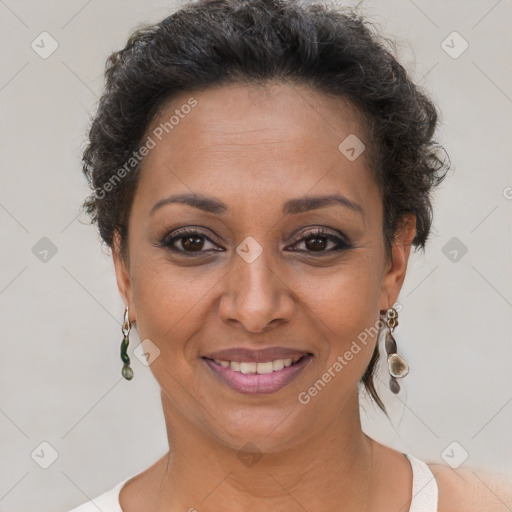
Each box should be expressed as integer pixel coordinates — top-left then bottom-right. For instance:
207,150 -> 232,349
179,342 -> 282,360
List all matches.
150,193 -> 364,217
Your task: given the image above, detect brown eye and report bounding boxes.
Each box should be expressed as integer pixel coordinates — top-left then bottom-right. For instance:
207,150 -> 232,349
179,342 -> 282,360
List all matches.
289,228 -> 352,254
160,229 -> 222,255
181,234 -> 206,252
305,235 -> 328,252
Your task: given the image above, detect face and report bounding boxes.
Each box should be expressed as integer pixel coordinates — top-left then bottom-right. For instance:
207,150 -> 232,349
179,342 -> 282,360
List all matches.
113,83 -> 415,453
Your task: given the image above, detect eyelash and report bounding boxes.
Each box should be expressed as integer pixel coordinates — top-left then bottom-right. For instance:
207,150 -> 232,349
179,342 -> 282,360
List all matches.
158,227 -> 353,256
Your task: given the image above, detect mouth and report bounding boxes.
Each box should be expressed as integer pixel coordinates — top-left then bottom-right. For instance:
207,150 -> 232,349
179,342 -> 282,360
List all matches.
201,353 -> 314,394
205,354 -> 306,373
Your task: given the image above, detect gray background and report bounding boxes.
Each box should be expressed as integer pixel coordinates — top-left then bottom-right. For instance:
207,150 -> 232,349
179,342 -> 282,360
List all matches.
0,0 -> 511,511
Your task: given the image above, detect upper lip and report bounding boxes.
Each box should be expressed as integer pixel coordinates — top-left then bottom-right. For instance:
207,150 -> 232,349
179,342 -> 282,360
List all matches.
202,347 -> 312,363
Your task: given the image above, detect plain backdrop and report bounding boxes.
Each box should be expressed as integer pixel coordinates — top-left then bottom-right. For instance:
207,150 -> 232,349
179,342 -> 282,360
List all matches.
0,0 -> 511,511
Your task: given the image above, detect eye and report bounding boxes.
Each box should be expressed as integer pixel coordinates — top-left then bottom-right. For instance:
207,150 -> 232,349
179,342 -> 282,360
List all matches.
159,228 -> 223,255
287,228 -> 352,253
157,226 -> 352,256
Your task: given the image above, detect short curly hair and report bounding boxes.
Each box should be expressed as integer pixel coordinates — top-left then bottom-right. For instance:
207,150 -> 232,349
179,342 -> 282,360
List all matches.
81,0 -> 449,416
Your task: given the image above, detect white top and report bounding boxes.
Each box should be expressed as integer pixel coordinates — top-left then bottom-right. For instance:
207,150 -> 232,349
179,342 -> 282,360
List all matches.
66,453 -> 438,512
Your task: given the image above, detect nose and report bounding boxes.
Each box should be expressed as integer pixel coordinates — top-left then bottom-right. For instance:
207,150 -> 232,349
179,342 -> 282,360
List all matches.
217,249 -> 295,333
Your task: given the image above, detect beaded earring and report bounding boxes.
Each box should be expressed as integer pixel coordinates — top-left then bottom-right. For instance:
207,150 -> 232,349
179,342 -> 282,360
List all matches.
384,307 -> 409,393
120,306 -> 134,380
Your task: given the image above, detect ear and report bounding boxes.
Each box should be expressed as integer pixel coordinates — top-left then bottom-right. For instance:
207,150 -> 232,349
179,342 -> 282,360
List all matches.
379,213 -> 416,311
112,231 -> 136,321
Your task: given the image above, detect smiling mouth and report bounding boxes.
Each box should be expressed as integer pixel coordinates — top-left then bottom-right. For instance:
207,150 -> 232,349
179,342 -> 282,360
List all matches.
202,354 -> 309,374
201,353 -> 314,394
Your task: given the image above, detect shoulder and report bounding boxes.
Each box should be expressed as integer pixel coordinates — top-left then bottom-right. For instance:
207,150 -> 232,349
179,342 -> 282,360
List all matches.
427,462 -> 512,512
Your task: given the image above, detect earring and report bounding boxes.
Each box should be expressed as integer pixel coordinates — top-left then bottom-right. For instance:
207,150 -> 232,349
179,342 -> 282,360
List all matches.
384,307 -> 409,394
120,306 -> 134,380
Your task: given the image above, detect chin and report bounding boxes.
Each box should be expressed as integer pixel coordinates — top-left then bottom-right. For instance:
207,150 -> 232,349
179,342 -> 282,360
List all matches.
207,407 -> 308,454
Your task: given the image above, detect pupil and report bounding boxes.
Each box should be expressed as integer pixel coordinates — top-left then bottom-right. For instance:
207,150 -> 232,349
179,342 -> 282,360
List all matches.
306,236 -> 326,251
183,236 -> 204,251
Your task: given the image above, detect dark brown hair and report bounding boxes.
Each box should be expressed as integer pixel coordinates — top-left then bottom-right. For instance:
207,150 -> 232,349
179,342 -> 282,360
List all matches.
81,0 -> 449,416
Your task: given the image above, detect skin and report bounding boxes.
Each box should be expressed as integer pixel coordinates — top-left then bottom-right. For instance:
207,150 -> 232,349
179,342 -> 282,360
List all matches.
111,83 -> 511,511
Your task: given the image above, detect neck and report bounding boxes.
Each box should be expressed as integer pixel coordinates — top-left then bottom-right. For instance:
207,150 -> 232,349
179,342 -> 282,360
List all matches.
155,389 -> 376,512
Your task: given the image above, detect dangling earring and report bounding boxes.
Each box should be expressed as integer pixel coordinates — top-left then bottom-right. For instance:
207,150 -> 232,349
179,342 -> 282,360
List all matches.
120,306 -> 134,380
384,307 -> 409,394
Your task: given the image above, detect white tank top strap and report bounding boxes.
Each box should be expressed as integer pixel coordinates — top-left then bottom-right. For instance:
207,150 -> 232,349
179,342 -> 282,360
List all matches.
404,453 -> 439,512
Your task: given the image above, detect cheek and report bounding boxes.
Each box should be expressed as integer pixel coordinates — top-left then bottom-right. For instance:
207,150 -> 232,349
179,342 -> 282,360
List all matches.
291,257 -> 381,368
129,254 -> 223,352
294,256 -> 381,325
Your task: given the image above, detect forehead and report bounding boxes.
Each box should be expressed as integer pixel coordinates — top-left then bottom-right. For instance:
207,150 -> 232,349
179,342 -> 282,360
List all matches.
134,83 -> 376,212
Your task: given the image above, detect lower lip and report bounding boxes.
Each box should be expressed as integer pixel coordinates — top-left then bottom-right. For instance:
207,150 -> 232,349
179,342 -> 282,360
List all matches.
202,355 -> 313,394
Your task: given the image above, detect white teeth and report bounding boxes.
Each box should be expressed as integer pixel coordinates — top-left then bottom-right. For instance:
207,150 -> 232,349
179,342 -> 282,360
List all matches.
211,356 -> 305,373
272,359 -> 284,371
256,361 -> 274,374
240,362 -> 257,374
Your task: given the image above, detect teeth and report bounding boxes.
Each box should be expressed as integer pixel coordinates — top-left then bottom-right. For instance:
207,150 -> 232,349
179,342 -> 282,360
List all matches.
272,359 -> 284,371
240,362 -> 257,374
211,356 -> 304,373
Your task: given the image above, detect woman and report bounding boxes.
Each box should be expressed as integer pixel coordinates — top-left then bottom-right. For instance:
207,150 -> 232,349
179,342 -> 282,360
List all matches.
68,0 -> 511,510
